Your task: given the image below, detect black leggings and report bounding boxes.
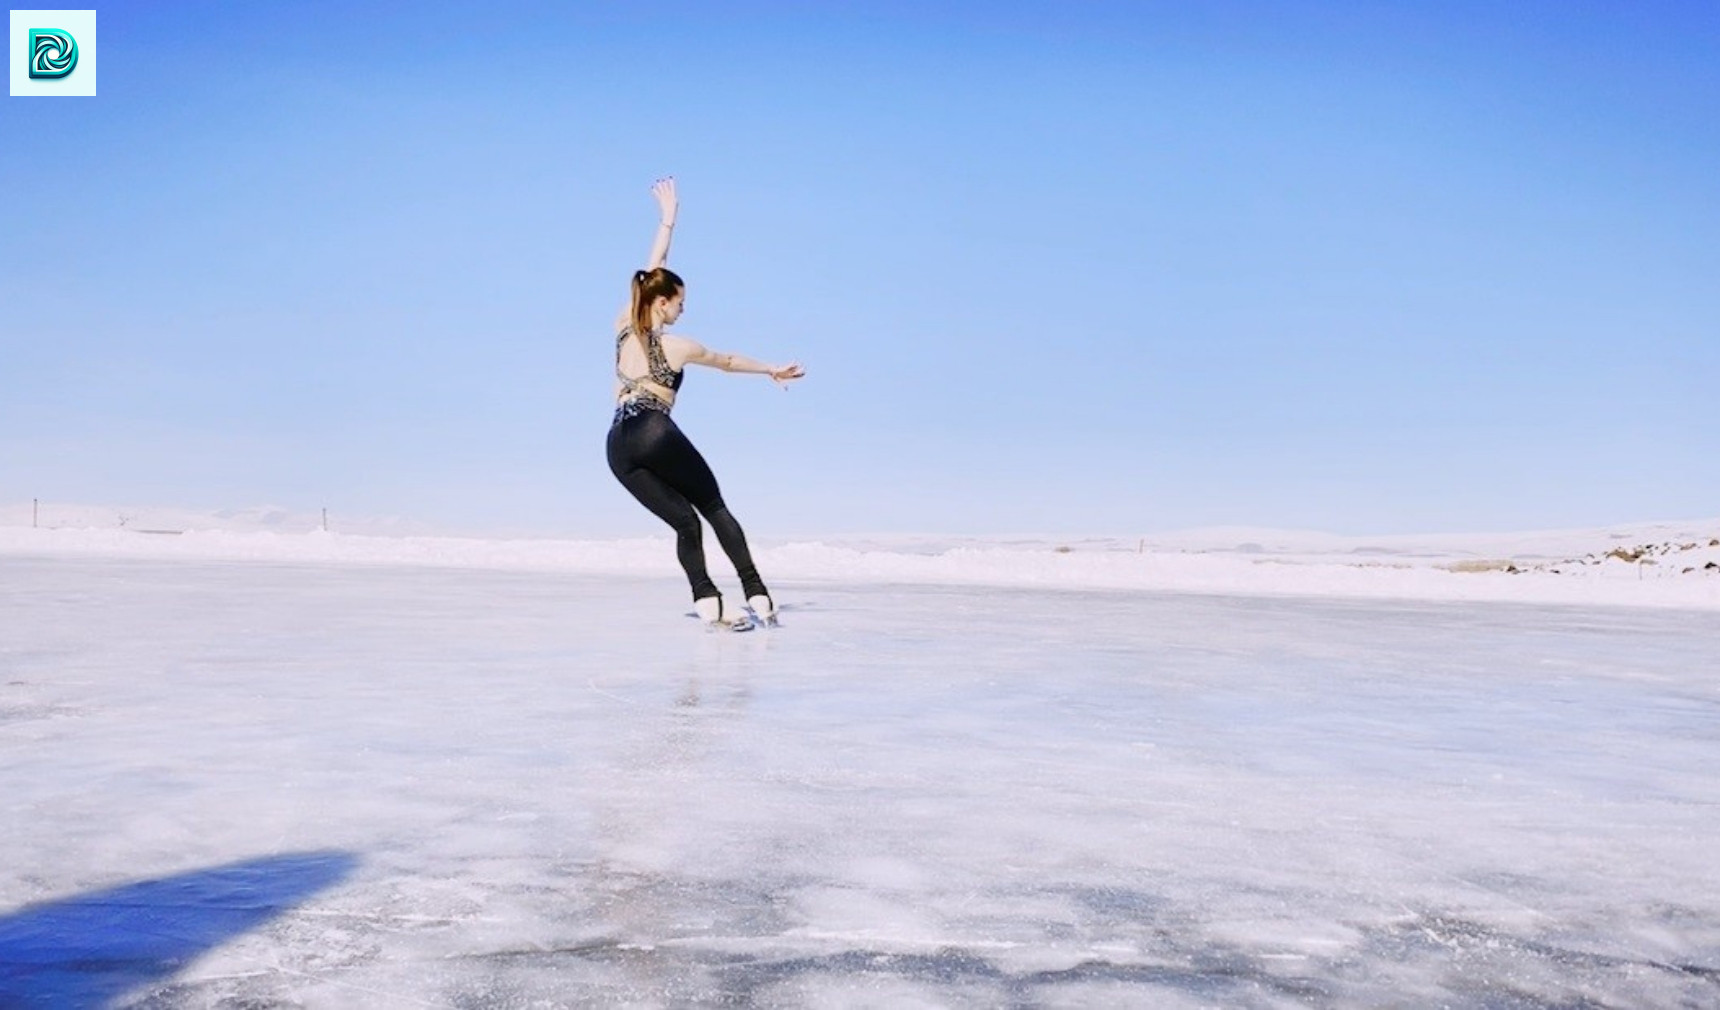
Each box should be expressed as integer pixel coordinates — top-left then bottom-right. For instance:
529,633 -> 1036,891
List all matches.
606,407 -> 768,602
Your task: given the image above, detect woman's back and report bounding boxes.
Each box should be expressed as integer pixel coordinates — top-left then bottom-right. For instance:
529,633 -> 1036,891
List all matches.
614,326 -> 683,406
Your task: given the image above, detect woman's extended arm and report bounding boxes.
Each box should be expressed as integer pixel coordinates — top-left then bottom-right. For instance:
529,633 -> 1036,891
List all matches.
644,177 -> 678,270
675,339 -> 806,386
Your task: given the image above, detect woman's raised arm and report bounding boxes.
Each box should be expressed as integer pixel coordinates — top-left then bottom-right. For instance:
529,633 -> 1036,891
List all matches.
644,176 -> 678,270
616,178 -> 680,332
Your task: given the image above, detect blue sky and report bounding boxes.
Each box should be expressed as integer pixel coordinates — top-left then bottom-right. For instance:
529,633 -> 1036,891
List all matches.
3,1 -> 1716,536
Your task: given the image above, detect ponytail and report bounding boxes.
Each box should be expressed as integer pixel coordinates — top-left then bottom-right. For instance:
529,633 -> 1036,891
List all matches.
629,267 -> 684,353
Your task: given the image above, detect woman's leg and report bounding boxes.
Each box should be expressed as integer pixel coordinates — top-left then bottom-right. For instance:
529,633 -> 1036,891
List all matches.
608,416 -> 720,600
709,511 -> 767,599
621,413 -> 770,600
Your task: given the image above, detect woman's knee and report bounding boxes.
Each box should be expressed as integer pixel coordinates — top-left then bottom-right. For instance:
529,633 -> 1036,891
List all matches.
669,511 -> 704,538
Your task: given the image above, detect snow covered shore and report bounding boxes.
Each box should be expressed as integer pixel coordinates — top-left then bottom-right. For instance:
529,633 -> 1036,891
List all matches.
3,504 -> 1717,611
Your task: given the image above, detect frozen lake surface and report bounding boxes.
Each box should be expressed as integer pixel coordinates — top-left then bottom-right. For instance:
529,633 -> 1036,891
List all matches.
3,552 -> 1719,1007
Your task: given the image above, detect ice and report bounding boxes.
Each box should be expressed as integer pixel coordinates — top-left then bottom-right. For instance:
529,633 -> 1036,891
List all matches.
3,542 -> 1719,1007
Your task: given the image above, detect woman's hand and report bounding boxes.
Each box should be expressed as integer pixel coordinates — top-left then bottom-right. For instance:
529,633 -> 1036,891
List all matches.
769,362 -> 806,387
651,177 -> 678,228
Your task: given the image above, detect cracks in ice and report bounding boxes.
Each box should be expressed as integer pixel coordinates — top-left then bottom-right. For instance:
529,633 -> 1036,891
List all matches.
128,887 -> 1720,1008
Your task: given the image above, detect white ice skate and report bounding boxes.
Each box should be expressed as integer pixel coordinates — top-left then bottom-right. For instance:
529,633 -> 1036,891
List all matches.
746,594 -> 779,628
694,596 -> 754,632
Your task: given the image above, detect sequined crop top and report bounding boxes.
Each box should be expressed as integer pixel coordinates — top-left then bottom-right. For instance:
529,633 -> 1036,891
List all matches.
615,326 -> 683,411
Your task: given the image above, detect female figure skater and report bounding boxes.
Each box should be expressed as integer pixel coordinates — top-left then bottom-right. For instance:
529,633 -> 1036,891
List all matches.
607,178 -> 804,630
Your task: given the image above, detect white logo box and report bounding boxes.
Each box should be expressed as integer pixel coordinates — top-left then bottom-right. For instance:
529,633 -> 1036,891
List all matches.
10,9 -> 97,97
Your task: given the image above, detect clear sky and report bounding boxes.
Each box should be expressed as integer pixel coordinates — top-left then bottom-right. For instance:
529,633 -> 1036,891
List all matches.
3,1 -> 1716,537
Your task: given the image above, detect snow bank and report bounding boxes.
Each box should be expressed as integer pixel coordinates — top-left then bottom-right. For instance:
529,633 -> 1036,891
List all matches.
3,505 -> 1717,611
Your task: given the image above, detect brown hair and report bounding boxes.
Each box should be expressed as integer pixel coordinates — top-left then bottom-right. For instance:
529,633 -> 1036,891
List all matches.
629,267 -> 684,353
